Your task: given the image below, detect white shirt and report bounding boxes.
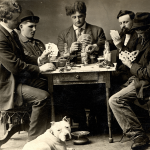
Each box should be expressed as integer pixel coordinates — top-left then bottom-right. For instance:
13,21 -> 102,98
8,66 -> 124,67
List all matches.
73,22 -> 86,38
0,22 -> 13,33
124,34 -> 131,46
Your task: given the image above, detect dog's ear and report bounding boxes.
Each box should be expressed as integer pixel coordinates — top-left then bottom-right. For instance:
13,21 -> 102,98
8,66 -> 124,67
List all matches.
50,121 -> 55,126
62,116 -> 69,122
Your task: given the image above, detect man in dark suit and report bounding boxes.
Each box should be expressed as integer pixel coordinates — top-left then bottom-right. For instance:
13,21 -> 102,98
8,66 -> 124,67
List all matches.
109,12 -> 150,149
58,1 -> 106,63
0,0 -> 56,141
110,10 -> 138,88
57,1 -> 106,131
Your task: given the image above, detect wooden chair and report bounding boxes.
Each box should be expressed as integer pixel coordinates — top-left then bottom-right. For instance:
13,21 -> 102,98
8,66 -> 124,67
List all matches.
0,105 -> 31,147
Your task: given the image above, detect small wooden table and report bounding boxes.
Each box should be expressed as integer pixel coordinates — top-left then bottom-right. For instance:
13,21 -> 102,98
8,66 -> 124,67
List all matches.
44,64 -> 116,143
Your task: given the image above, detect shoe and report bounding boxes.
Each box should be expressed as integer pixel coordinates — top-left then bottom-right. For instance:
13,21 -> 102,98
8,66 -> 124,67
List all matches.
131,134 -> 149,149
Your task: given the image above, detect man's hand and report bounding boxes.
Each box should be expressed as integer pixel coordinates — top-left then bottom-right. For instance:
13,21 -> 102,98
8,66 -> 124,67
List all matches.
39,63 -> 56,73
80,38 -> 92,46
85,44 -> 98,54
121,56 -> 133,68
39,50 -> 52,64
70,42 -> 82,53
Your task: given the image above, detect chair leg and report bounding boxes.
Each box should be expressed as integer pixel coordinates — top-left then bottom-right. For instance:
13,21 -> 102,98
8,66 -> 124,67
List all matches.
0,123 -> 29,147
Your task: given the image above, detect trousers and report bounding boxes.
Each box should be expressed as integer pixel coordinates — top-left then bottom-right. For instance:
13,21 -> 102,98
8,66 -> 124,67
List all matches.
21,77 -> 50,141
109,80 -> 144,137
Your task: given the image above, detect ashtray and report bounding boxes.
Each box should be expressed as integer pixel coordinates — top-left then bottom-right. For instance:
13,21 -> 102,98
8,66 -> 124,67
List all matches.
71,131 -> 90,145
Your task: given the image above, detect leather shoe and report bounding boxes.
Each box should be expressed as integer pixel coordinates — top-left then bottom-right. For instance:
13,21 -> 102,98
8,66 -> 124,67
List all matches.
131,134 -> 149,149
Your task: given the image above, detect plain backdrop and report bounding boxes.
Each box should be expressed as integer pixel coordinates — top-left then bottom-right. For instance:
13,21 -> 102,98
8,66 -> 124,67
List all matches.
19,0 -> 150,45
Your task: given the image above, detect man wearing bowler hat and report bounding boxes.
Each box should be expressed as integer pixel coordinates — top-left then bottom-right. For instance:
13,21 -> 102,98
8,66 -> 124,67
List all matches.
109,12 -> 150,149
18,10 -> 45,57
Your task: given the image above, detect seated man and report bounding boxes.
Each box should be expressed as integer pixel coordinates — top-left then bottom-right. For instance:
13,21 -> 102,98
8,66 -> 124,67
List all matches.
58,1 -> 106,63
18,10 -> 45,57
109,10 -> 138,92
57,1 -> 106,131
109,12 -> 150,149
0,0 -> 56,141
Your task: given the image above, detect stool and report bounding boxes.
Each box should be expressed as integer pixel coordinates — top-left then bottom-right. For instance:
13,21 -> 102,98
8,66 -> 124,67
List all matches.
0,107 -> 30,147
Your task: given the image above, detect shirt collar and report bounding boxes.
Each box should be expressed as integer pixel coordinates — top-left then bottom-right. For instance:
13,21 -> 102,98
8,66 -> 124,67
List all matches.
0,22 -> 13,33
19,33 -> 34,43
73,22 -> 86,31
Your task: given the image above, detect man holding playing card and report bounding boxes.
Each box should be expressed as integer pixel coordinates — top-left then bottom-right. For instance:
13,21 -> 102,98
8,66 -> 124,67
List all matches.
0,0 -> 56,142
57,1 -> 106,131
109,12 -> 150,149
109,10 -> 139,94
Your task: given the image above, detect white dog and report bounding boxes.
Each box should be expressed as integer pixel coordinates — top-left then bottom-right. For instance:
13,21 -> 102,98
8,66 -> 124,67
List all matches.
22,116 -> 75,150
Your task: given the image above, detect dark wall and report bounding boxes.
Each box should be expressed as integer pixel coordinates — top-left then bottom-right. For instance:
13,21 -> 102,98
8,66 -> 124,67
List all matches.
19,0 -> 150,45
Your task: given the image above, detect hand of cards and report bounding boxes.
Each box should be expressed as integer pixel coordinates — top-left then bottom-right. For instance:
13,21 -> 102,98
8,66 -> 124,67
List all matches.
77,34 -> 92,45
119,50 -> 139,62
45,43 -> 59,56
110,30 -> 120,39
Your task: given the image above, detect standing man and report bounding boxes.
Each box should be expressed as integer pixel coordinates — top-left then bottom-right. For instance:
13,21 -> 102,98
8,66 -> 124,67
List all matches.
18,10 -> 45,57
57,1 -> 106,131
109,12 -> 150,149
0,0 -> 56,141
109,10 -> 138,93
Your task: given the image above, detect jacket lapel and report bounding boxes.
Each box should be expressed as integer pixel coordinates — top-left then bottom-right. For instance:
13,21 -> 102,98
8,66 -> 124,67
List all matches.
66,26 -> 77,47
0,25 -> 20,50
85,23 -> 94,42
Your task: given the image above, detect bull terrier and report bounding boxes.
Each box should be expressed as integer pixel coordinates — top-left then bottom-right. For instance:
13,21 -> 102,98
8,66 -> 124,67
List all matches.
22,116 -> 75,150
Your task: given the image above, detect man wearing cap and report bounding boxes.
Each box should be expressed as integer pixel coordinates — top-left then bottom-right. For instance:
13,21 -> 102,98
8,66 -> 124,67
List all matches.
18,10 -> 45,57
110,10 -> 138,93
0,0 -> 56,141
109,12 -> 150,149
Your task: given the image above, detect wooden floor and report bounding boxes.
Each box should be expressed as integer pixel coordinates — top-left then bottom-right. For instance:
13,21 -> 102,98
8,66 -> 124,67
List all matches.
1,124 -> 150,150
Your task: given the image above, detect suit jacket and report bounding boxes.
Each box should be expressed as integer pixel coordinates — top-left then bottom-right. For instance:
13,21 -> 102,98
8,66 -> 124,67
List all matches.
129,36 -> 150,101
57,23 -> 106,63
109,31 -> 138,84
0,25 -> 40,110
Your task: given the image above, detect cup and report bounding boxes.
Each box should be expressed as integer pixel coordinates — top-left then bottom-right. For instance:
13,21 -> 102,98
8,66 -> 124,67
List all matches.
51,60 -> 58,69
58,58 -> 67,67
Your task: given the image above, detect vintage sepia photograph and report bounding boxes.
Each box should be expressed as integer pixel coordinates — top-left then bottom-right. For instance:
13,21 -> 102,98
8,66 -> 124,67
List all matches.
0,0 -> 150,149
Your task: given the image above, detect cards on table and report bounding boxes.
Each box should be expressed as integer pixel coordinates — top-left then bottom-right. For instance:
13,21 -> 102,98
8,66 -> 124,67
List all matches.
119,50 -> 139,62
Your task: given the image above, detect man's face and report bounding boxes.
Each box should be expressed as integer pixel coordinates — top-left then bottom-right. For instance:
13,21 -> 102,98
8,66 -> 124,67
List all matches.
7,12 -> 20,29
118,14 -> 133,32
20,22 -> 37,39
71,11 -> 86,28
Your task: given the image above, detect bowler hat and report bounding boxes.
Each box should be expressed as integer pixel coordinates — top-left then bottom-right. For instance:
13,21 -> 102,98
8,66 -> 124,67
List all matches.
18,10 -> 39,24
131,12 -> 150,30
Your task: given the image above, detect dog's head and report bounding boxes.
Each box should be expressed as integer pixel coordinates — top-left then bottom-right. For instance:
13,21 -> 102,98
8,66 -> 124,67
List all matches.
49,116 -> 71,142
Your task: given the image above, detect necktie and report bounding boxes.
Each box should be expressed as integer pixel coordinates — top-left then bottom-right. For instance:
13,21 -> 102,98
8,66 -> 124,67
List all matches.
11,30 -> 21,46
77,28 -> 82,39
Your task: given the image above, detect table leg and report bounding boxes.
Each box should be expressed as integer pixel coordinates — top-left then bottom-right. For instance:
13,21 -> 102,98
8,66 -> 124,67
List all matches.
48,75 -> 55,121
106,87 -> 113,143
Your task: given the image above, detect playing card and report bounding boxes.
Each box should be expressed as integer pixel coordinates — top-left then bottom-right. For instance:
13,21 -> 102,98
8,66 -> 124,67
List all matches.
110,30 -> 120,39
119,50 -> 139,62
45,43 -> 59,56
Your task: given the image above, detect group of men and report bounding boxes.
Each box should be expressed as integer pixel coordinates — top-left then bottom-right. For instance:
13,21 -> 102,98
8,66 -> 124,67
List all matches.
0,0 -> 150,149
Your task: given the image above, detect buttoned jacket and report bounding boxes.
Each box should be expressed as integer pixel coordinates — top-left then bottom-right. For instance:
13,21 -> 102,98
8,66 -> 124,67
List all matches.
0,25 -> 39,110
57,23 -> 106,63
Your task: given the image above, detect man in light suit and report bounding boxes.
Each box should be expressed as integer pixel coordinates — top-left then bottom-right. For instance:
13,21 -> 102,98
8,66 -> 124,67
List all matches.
57,1 -> 106,131
0,0 -> 56,141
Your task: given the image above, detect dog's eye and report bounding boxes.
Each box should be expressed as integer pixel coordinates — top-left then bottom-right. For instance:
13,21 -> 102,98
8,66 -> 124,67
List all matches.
65,126 -> 69,128
57,129 -> 61,131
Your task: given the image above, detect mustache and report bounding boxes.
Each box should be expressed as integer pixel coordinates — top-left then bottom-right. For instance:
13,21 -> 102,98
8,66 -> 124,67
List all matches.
120,27 -> 131,37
